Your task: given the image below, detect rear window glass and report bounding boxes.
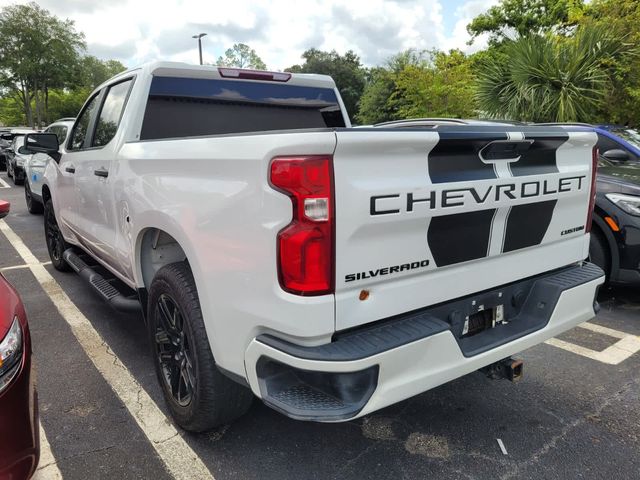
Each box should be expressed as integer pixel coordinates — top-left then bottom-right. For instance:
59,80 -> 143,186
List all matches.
140,76 -> 345,140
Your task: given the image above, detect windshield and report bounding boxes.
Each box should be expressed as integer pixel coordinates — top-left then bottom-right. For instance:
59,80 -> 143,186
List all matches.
611,128 -> 640,150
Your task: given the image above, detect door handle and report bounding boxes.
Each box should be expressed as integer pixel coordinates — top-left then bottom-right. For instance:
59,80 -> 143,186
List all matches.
480,140 -> 534,162
94,168 -> 109,178
65,166 -> 75,174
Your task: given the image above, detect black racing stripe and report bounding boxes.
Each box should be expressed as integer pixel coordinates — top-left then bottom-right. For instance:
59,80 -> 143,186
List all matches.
428,132 -> 508,184
427,209 -> 496,267
502,200 -> 557,253
509,134 -> 568,177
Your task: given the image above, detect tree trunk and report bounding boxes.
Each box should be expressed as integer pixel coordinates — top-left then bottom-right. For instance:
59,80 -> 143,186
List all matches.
44,86 -> 49,124
20,81 -> 33,128
34,81 -> 42,128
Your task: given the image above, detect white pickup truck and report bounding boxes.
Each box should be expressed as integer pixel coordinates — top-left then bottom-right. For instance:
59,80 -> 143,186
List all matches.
24,62 -> 604,432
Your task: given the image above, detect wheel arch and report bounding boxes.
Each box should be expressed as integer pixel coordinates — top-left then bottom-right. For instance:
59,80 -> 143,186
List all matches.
591,213 -> 620,279
137,227 -> 190,293
41,184 -> 52,204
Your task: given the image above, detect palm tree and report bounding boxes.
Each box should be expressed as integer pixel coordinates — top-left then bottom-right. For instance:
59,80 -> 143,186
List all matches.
476,25 -> 636,123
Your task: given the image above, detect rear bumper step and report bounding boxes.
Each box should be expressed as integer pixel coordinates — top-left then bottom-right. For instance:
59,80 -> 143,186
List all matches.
249,262 -> 604,422
259,262 -> 604,361
63,249 -> 141,313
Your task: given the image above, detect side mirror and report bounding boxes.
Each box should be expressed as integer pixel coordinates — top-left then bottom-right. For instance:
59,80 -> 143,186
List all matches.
602,149 -> 629,162
17,146 -> 31,155
23,133 -> 60,162
0,200 -> 9,220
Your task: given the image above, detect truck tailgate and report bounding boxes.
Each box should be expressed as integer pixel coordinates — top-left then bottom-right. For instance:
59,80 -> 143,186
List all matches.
333,127 -> 597,330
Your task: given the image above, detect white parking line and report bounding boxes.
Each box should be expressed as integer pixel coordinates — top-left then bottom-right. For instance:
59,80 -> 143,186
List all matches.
0,175 -> 11,188
33,422 -> 63,479
0,262 -> 52,273
577,321 -> 627,339
0,220 -> 214,480
545,322 -> 640,365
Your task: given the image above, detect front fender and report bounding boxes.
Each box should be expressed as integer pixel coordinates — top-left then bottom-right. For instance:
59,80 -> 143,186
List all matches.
26,153 -> 50,198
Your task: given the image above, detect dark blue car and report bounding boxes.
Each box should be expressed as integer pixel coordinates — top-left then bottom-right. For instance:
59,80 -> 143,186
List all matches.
591,125 -> 640,286
596,125 -> 640,161
537,123 -> 640,286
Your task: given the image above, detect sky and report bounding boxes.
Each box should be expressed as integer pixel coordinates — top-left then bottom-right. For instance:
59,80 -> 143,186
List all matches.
0,0 -> 499,70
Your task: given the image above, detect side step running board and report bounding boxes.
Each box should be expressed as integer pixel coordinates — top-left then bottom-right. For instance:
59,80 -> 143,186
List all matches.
63,249 -> 141,313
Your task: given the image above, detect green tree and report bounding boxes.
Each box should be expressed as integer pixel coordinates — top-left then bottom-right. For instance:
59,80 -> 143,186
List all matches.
286,49 -> 366,122
357,49 -> 476,124
357,50 -> 430,124
46,87 -> 91,121
77,56 -> 127,89
394,50 -> 477,119
216,43 -> 266,70
475,26 -> 636,122
582,0 -> 640,126
467,0 -> 586,44
0,96 -> 26,126
0,2 -> 85,127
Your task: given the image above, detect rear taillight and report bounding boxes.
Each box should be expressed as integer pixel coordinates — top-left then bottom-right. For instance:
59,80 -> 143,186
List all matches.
270,156 -> 334,296
586,146 -> 598,233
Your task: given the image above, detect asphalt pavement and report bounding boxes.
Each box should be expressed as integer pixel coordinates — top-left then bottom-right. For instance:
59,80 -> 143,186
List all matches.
1,172 -> 639,480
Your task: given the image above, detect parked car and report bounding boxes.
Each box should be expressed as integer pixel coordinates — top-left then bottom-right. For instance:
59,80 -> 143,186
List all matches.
593,125 -> 640,163
537,123 -> 640,162
24,119 -> 75,214
25,62 -> 603,431
539,123 -> 640,286
6,129 -> 37,185
0,200 -> 40,479
0,128 -> 12,171
593,158 -> 640,285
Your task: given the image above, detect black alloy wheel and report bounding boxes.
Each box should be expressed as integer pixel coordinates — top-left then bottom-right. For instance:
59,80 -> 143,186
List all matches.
25,182 -> 43,214
154,293 -> 196,407
148,262 -> 253,431
44,199 -> 71,271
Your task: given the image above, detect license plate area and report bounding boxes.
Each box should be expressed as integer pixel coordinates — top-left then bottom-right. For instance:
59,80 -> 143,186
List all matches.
462,304 -> 505,337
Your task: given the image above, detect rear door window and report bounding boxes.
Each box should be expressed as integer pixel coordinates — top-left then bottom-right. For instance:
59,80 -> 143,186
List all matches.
141,76 -> 345,140
93,79 -> 133,147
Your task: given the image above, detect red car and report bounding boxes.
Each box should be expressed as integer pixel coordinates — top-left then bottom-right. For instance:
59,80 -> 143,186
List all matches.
0,200 -> 39,479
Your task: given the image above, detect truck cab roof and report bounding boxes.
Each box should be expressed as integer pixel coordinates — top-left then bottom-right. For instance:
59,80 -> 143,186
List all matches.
98,61 -> 337,93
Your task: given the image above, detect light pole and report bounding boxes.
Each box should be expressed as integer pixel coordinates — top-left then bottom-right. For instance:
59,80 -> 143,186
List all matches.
192,33 -> 207,65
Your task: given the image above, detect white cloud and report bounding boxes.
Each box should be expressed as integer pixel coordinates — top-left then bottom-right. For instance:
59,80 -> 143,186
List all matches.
0,0 -> 497,68
441,0 -> 500,53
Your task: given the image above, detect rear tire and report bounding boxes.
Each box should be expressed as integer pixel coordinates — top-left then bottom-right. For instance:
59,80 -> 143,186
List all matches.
589,227 -> 610,281
13,173 -> 23,186
148,262 -> 253,432
25,183 -> 43,214
44,199 -> 71,271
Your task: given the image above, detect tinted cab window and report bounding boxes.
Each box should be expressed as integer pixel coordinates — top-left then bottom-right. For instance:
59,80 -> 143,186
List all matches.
93,79 -> 133,147
141,76 -> 346,140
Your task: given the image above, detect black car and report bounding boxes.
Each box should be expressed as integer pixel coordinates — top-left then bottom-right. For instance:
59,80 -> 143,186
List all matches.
536,123 -> 640,286
0,132 -> 11,171
591,157 -> 640,286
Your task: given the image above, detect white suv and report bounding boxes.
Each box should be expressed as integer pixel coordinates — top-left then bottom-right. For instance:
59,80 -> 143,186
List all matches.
24,119 -> 74,214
